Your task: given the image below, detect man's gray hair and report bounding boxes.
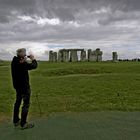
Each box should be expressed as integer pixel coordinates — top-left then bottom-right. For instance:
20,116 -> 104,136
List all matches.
16,48 -> 26,57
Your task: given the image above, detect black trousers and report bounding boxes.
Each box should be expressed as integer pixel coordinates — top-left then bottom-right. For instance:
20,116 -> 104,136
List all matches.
13,88 -> 31,127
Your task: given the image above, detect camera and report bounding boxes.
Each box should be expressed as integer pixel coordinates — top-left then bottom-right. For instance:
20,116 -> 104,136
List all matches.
27,55 -> 30,58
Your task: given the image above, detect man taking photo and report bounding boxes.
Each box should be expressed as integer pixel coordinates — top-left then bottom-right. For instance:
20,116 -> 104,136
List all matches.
11,48 -> 38,130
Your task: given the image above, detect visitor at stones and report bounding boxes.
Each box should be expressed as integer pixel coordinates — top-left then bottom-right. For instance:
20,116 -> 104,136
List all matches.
11,48 -> 38,130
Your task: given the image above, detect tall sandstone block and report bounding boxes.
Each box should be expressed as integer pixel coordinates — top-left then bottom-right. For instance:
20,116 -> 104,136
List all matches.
49,51 -> 57,62
81,50 -> 86,61
112,52 -> 118,62
70,50 -> 78,62
88,48 -> 103,62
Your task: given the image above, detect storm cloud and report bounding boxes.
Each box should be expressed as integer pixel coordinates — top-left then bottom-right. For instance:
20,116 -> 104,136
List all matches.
0,0 -> 140,60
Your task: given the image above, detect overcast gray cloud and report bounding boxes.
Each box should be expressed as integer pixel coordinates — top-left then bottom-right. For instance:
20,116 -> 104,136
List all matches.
0,0 -> 140,60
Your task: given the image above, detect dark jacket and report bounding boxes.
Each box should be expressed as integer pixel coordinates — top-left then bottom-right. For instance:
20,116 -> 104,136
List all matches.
11,56 -> 38,89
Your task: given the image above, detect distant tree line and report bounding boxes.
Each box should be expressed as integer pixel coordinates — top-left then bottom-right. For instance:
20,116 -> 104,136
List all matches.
118,58 -> 140,62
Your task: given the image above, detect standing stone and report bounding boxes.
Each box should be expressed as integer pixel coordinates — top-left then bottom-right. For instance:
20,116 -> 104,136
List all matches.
92,50 -> 98,61
70,50 -> 78,62
81,50 -> 86,61
88,49 -> 92,61
63,50 -> 69,62
49,51 -> 57,62
97,52 -> 102,62
49,51 -> 53,62
58,49 -> 70,62
53,52 -> 57,62
88,48 -> 103,62
96,48 -> 103,62
58,50 -> 63,62
112,52 -> 118,62
88,49 -> 97,61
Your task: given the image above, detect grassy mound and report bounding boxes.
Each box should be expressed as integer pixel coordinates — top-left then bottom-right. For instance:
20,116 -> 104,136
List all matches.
0,61 -> 140,119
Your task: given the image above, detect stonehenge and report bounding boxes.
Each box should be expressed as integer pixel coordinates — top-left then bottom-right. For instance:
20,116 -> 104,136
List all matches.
49,49 -> 120,62
49,48 -> 103,62
58,49 -> 84,62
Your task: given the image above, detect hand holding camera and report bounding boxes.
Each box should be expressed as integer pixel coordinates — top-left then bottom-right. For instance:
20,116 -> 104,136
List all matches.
27,54 -> 35,61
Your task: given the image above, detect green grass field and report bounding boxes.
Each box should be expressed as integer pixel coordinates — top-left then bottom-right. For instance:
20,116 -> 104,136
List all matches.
0,61 -> 140,121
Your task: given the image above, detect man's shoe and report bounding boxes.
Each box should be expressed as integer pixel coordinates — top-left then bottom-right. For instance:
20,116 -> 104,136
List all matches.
14,119 -> 21,127
21,123 -> 34,130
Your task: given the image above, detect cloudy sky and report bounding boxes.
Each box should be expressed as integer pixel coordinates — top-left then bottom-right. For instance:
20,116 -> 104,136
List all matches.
0,0 -> 140,60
